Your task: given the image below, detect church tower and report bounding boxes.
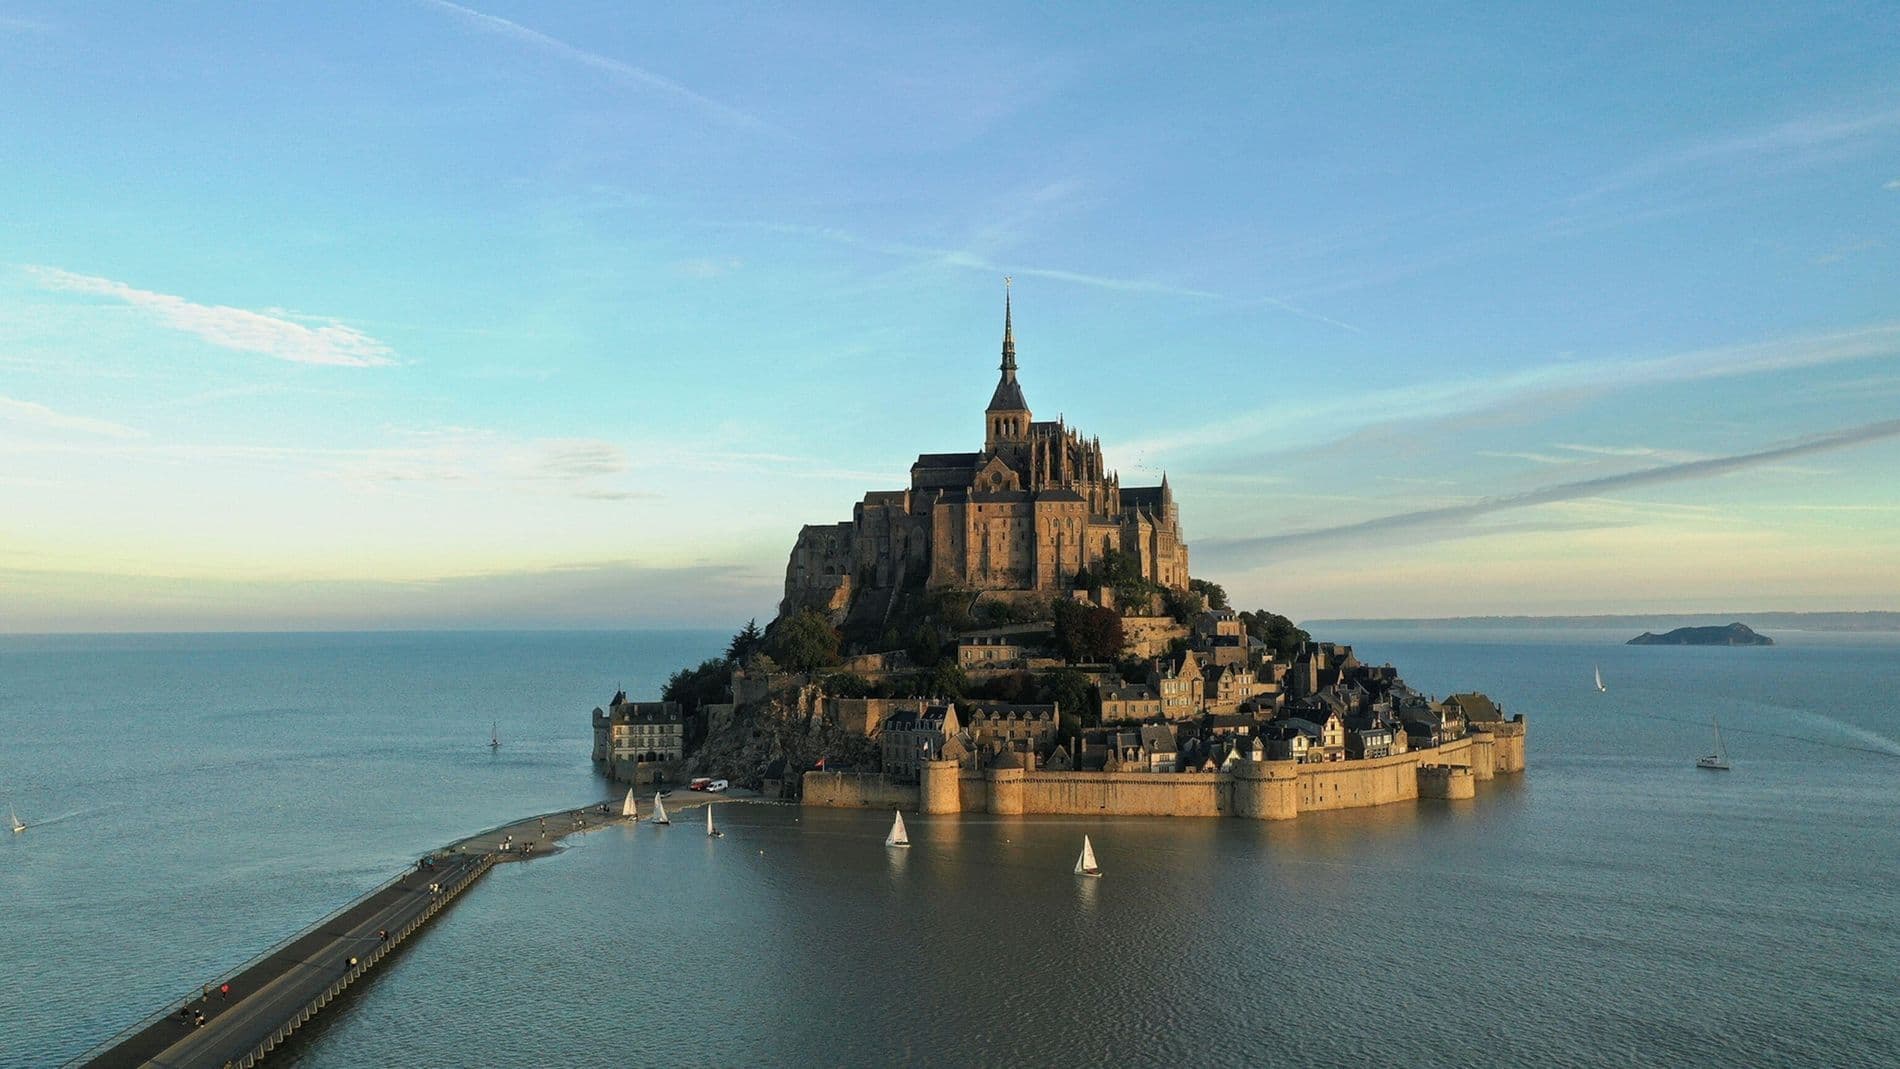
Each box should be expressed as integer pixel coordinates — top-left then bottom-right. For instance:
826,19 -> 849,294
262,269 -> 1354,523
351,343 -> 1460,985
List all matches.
984,281 -> 1031,448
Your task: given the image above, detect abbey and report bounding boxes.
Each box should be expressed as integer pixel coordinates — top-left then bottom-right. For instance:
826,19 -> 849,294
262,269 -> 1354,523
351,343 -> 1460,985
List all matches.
781,292 -> 1190,624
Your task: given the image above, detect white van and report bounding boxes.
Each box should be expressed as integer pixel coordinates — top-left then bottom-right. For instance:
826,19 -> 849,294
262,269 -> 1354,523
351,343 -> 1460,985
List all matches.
707,779 -> 730,792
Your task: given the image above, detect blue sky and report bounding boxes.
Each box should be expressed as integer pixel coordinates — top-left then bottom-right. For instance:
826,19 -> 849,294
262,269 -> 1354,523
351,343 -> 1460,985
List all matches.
2,1 -> 1896,630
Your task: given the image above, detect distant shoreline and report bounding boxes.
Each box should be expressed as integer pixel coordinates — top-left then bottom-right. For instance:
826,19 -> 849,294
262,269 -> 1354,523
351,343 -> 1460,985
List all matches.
1304,611 -> 1900,633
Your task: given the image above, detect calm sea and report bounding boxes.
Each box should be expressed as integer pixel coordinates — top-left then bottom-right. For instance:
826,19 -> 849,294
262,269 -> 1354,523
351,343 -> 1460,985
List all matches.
3,627 -> 1897,1068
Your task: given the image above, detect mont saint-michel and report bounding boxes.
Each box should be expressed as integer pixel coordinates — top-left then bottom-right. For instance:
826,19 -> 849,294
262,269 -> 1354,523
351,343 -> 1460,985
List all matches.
594,296 -> 1527,818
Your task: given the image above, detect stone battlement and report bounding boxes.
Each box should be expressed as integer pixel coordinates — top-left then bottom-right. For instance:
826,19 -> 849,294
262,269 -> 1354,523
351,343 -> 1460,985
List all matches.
802,721 -> 1525,821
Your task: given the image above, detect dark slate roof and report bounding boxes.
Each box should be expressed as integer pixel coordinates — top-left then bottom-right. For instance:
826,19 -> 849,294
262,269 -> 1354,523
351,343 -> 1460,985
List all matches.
1447,692 -> 1503,721
1102,684 -> 1159,702
1122,487 -> 1165,510
1036,488 -> 1086,503
607,700 -> 683,725
963,702 -> 1059,721
1140,723 -> 1178,754
987,376 -> 1028,412
914,452 -> 982,469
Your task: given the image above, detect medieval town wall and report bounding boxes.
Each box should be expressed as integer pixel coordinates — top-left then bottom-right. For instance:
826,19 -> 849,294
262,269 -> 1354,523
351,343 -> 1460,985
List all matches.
803,727 -> 1521,821
802,771 -> 919,810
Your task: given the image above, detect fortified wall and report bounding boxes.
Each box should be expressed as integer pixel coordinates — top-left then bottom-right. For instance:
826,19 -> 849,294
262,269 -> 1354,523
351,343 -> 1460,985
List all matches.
802,719 -> 1526,821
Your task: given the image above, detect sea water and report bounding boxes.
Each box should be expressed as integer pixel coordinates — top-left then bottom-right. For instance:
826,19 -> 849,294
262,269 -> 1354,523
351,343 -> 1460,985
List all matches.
3,628 -> 1897,1067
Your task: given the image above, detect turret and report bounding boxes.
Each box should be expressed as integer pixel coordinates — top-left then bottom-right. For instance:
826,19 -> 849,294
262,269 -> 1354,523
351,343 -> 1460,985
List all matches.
984,280 -> 1031,448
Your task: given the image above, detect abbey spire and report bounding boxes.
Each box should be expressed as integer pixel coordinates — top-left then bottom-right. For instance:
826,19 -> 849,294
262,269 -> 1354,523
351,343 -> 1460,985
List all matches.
985,277 -> 1030,446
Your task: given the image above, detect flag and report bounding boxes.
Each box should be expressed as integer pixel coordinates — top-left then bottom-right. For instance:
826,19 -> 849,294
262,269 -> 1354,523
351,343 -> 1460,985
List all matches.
814,756 -> 826,770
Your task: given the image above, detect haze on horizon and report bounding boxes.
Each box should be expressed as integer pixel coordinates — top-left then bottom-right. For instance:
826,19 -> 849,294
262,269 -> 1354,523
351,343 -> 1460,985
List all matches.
2,2 -> 1897,633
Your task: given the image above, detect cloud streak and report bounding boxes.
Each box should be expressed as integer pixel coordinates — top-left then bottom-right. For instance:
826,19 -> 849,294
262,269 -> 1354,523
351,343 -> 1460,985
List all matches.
1200,417 -> 1900,564
0,395 -> 144,439
420,0 -> 773,133
1124,322 -> 1900,462
25,267 -> 395,368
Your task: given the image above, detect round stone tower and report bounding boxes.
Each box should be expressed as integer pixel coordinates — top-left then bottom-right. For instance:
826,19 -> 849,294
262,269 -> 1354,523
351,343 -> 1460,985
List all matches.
1229,758 -> 1299,821
920,757 -> 962,815
986,764 -> 1026,815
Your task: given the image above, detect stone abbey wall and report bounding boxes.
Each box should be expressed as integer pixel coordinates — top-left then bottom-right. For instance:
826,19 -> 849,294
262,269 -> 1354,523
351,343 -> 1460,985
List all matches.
802,718 -> 1526,822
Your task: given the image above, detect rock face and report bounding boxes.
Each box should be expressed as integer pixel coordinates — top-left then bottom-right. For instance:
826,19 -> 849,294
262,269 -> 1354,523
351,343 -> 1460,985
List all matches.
1627,622 -> 1774,646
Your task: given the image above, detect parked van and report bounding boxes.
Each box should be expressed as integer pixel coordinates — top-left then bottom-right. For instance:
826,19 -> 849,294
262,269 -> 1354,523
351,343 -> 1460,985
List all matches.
689,777 -> 713,791
707,779 -> 730,793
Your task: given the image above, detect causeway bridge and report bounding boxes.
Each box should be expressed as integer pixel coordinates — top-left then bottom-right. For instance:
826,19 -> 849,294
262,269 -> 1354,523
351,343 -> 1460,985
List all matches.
68,800 -> 628,1069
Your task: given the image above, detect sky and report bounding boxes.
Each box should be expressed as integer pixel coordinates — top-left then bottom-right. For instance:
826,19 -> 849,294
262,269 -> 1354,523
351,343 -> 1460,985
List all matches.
1,1 -> 1897,631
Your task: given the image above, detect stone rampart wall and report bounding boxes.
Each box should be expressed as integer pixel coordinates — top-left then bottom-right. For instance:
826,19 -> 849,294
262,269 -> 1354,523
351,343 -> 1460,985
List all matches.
1296,750 -> 1419,812
801,771 -> 919,810
801,721 -> 1523,821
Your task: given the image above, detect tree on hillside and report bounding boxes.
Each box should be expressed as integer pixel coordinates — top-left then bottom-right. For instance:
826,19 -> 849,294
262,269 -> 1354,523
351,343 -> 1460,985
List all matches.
662,658 -> 730,712
818,671 -> 873,698
1162,586 -> 1205,624
1240,609 -> 1310,662
1053,599 -> 1125,663
768,609 -> 843,673
727,618 -> 764,662
1189,578 -> 1229,611
1038,668 -> 1098,731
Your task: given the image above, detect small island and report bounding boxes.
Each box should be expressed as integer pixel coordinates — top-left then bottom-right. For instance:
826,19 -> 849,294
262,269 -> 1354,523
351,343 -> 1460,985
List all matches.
1627,622 -> 1774,646
591,296 -> 1527,823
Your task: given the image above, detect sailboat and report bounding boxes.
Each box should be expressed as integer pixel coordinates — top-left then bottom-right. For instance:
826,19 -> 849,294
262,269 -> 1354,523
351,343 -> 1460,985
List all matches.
706,805 -> 723,838
619,788 -> 638,819
9,803 -> 24,834
885,810 -> 909,848
1594,666 -> 1607,693
489,721 -> 501,750
650,792 -> 670,824
1074,835 -> 1102,878
1697,717 -> 1730,771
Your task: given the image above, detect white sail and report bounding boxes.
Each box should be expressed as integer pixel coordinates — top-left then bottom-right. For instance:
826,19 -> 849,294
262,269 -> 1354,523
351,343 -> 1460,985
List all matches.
886,810 -> 909,848
490,720 -> 500,748
651,793 -> 670,824
706,805 -> 721,837
620,788 -> 637,818
8,803 -> 22,833
1697,716 -> 1731,770
1594,666 -> 1606,692
1075,835 -> 1100,876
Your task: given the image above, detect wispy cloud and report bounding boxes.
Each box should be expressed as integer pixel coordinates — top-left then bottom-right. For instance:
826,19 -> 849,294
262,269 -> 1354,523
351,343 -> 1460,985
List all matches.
419,0 -> 774,133
1886,178 -> 1900,191
731,220 -> 1361,332
25,267 -> 395,368
1200,417 -> 1900,564
1124,322 -> 1900,462
1576,103 -> 1900,202
1476,450 -> 1574,465
0,395 -> 144,439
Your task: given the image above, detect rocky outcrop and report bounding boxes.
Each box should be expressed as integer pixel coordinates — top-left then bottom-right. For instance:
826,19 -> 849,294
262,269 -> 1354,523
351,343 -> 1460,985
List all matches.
1627,622 -> 1773,646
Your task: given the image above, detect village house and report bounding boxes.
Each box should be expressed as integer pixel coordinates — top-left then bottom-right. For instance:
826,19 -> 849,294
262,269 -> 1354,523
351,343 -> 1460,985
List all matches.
1100,682 -> 1163,723
962,701 -> 1060,762
591,694 -> 685,780
1150,649 -> 1205,720
880,702 -> 961,782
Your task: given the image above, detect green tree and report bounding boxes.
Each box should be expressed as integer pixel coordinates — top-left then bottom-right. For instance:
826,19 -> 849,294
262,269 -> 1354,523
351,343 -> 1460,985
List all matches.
908,623 -> 944,667
1038,667 -> 1098,729
768,609 -> 843,673
726,618 -> 764,662
1162,586 -> 1205,624
1053,599 -> 1125,662
1189,578 -> 1229,611
1239,609 -> 1311,662
662,658 -> 730,712
818,671 -> 873,698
